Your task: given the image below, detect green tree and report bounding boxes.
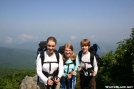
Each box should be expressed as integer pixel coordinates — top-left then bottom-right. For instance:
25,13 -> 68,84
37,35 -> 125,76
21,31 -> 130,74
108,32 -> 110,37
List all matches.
113,28 -> 134,85
96,28 -> 134,88
0,69 -> 36,89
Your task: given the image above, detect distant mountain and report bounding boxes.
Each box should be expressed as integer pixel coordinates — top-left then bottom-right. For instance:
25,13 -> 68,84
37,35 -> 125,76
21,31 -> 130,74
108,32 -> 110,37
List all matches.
0,40 -> 118,69
0,47 -> 36,69
0,40 -> 118,58
72,41 -> 118,56
0,41 -> 65,51
16,42 -> 39,51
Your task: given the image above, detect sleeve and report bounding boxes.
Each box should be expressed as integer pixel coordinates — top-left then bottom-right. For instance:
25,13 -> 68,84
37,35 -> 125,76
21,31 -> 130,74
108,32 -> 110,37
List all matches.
62,65 -> 67,77
93,56 -> 98,73
58,53 -> 64,78
36,54 -> 48,85
77,55 -> 81,67
74,56 -> 79,72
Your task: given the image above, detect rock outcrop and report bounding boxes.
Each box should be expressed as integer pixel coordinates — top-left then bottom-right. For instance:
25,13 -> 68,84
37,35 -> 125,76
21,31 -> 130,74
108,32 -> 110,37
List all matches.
19,75 -> 39,89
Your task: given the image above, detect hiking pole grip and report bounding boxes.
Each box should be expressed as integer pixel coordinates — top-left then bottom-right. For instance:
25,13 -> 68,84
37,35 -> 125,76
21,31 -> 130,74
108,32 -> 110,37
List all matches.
72,69 -> 75,80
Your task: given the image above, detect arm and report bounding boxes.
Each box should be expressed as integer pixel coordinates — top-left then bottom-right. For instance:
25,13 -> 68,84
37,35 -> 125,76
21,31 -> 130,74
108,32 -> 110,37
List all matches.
58,53 -> 64,78
77,55 -> 82,72
93,56 -> 98,74
74,56 -> 79,72
77,55 -> 81,67
36,54 -> 48,85
62,66 -> 67,77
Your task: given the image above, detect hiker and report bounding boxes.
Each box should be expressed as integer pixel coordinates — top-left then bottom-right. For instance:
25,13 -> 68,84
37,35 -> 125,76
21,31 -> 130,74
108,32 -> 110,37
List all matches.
78,39 -> 98,89
36,36 -> 64,89
60,43 -> 78,89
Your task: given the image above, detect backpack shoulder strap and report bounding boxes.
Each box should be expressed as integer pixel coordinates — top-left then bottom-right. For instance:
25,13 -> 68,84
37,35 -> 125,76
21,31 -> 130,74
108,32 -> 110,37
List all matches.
78,50 -> 82,63
54,50 -> 60,63
40,50 -> 60,66
73,59 -> 76,65
40,50 -> 45,66
90,52 -> 94,67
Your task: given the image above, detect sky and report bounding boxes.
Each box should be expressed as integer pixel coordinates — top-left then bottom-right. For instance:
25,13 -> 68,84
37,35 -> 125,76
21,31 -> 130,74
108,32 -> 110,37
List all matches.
0,0 -> 134,46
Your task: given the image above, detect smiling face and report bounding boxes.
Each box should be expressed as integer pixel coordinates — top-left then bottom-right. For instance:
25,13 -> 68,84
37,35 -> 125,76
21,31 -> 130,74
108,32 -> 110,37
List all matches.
46,36 -> 57,55
47,40 -> 56,54
81,45 -> 89,54
64,48 -> 72,58
80,39 -> 90,54
64,43 -> 73,59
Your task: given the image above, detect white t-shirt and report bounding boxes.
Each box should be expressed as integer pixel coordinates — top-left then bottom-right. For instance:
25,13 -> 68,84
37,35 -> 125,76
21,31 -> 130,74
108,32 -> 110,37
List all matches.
78,52 -> 98,73
36,51 -> 63,85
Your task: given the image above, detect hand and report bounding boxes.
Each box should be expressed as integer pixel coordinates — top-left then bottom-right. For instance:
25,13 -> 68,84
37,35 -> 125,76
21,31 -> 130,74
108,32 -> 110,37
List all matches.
53,77 -> 60,84
67,74 -> 72,79
71,71 -> 76,76
47,79 -> 54,86
78,66 -> 81,72
92,71 -> 97,76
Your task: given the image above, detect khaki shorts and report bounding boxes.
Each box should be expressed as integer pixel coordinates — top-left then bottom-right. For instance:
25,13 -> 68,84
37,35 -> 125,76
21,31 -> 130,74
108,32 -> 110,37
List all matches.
37,82 -> 60,89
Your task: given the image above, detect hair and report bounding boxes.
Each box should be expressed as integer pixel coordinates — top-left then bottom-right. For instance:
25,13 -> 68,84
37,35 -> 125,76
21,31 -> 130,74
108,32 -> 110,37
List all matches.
47,36 -> 57,44
80,39 -> 90,47
62,43 -> 76,62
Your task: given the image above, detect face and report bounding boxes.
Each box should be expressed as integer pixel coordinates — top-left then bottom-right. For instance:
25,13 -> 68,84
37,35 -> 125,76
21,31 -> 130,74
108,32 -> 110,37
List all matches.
81,45 -> 89,54
64,48 -> 72,58
47,40 -> 56,54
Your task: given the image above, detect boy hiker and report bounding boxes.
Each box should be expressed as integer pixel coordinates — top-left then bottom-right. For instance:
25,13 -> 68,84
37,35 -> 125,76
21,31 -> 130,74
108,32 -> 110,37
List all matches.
78,39 -> 98,89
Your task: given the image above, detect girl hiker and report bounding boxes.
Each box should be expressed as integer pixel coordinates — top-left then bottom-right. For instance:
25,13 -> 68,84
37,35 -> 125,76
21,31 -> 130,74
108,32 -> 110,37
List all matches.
60,43 -> 78,89
36,36 -> 64,89
78,39 -> 98,89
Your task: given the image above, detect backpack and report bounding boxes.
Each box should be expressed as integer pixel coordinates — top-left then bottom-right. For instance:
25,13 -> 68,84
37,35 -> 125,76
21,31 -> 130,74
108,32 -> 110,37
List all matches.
37,41 -> 47,55
92,43 -> 102,70
58,46 -> 65,55
78,44 -> 102,71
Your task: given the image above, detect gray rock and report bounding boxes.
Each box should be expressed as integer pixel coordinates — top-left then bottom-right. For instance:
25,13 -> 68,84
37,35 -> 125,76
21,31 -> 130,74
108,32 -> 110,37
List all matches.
20,75 -> 38,89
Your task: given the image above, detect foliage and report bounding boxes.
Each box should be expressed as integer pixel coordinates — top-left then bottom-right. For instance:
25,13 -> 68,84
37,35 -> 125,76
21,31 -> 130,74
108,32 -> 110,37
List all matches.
113,28 -> 134,85
96,51 -> 116,89
0,69 -> 36,89
96,28 -> 134,88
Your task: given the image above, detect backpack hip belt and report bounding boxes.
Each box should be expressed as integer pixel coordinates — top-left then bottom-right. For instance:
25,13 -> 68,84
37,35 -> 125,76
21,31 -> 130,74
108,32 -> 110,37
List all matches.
80,67 -> 93,76
43,69 -> 59,79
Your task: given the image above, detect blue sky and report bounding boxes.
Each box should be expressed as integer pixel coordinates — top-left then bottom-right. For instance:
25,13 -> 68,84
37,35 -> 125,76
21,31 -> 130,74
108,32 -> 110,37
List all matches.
0,0 -> 134,45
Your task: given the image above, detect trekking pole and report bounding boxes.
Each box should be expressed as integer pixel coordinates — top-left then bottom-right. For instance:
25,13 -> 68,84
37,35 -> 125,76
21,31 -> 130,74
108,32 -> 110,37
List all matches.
48,76 -> 53,89
67,73 -> 71,89
72,69 -> 75,89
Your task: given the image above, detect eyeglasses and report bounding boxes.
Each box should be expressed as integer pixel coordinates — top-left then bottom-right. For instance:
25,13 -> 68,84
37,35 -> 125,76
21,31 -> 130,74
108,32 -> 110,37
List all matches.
64,50 -> 72,52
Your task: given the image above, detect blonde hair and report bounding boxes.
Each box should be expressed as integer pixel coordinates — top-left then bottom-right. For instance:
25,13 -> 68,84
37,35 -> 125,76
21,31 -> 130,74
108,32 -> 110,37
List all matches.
62,43 -> 76,62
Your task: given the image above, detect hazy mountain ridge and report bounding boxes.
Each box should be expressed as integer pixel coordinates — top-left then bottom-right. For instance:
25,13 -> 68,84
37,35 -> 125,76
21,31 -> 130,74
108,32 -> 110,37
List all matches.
0,47 -> 36,69
0,41 -> 117,70
0,41 -> 118,52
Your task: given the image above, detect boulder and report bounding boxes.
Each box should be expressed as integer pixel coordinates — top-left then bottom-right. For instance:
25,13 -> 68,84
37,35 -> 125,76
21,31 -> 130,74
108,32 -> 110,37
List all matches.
19,75 -> 39,89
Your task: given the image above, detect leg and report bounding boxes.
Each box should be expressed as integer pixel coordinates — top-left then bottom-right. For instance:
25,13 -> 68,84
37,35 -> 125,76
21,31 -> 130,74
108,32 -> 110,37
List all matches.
80,74 -> 85,89
72,76 -> 76,89
67,78 -> 71,89
89,77 -> 96,89
60,77 -> 66,89
37,82 -> 47,89
55,82 -> 60,89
